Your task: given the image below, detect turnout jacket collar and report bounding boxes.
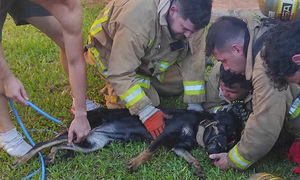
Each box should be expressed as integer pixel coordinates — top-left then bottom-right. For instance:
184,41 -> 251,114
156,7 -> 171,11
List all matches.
243,15 -> 260,81
157,0 -> 174,40
157,0 -> 170,26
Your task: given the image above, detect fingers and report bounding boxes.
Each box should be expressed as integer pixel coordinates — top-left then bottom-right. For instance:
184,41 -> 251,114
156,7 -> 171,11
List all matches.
73,133 -> 84,143
67,130 -> 74,143
4,77 -> 29,106
11,93 -> 28,106
150,125 -> 165,139
67,118 -> 91,143
15,90 -> 28,106
68,130 -> 86,143
209,154 -> 222,166
20,86 -> 29,101
209,153 -> 230,170
209,154 -> 220,160
209,154 -> 222,168
67,129 -> 84,143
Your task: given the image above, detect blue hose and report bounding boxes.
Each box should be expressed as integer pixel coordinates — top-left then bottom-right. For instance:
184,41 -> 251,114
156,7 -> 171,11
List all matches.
8,99 -> 62,180
26,100 -> 61,124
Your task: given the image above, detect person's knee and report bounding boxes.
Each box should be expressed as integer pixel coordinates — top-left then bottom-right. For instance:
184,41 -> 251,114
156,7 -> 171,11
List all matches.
142,85 -> 160,106
26,16 -> 64,48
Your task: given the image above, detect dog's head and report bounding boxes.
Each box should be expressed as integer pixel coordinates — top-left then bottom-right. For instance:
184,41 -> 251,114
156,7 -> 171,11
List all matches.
198,110 -> 244,155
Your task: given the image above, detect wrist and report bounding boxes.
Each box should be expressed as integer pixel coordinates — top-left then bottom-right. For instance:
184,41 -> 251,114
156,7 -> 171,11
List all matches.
0,64 -> 12,77
0,71 -> 14,81
137,104 -> 158,123
74,110 -> 87,118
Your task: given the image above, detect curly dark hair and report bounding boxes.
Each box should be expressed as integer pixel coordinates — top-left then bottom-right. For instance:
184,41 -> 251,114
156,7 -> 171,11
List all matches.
172,0 -> 212,30
261,19 -> 300,90
220,65 -> 252,91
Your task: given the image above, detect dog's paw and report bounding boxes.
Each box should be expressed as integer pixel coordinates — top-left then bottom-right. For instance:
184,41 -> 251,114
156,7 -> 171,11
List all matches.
126,158 -> 141,173
11,159 -> 20,169
45,154 -> 55,165
61,150 -> 75,161
189,161 -> 206,179
193,168 -> 206,179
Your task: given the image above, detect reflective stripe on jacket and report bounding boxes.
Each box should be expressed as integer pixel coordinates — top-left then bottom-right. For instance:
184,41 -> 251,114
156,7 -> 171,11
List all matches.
289,95 -> 300,119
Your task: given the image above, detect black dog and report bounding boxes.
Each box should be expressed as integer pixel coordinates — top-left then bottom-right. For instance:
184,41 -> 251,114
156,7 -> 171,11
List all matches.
11,107 -> 243,179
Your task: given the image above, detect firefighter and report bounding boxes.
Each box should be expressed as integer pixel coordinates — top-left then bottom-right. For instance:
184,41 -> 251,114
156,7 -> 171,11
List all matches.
84,0 -> 212,140
205,16 -> 300,171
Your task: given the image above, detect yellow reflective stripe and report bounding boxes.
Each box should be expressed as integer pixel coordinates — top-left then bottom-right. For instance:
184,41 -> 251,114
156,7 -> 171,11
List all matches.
228,145 -> 252,170
148,39 -> 154,48
90,47 -> 108,77
157,61 -> 172,71
155,72 -> 165,82
90,8 -> 110,35
136,75 -> 150,89
90,47 -> 99,61
120,84 -> 146,108
88,34 -> 92,44
183,81 -> 205,95
289,97 -> 300,119
213,106 -> 221,113
94,62 -> 108,77
258,173 -> 282,180
154,57 -> 180,72
86,35 -> 108,77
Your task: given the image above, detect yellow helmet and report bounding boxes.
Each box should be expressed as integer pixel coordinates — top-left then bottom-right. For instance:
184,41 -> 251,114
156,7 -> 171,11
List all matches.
248,173 -> 283,180
258,0 -> 300,20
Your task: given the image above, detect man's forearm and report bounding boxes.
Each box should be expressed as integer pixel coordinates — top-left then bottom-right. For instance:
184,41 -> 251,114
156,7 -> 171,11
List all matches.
31,0 -> 87,114
68,59 -> 87,116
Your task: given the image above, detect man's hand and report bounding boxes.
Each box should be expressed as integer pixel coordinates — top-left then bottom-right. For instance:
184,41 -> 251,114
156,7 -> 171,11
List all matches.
3,75 -> 28,106
144,110 -> 167,139
67,115 -> 91,143
209,153 -> 230,170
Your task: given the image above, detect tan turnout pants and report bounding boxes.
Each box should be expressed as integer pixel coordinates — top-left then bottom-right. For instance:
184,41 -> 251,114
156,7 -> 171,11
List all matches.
100,63 -> 184,109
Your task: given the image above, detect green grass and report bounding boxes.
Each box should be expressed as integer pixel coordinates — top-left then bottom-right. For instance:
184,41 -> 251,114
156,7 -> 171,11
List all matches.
0,3 -> 299,180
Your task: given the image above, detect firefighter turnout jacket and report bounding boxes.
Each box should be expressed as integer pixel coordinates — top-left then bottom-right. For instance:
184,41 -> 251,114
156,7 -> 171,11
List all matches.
226,15 -> 300,171
85,0 -> 206,115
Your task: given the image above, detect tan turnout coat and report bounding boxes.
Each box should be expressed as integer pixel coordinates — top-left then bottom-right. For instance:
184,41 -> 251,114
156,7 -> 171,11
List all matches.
85,0 -> 206,115
226,16 -> 300,170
